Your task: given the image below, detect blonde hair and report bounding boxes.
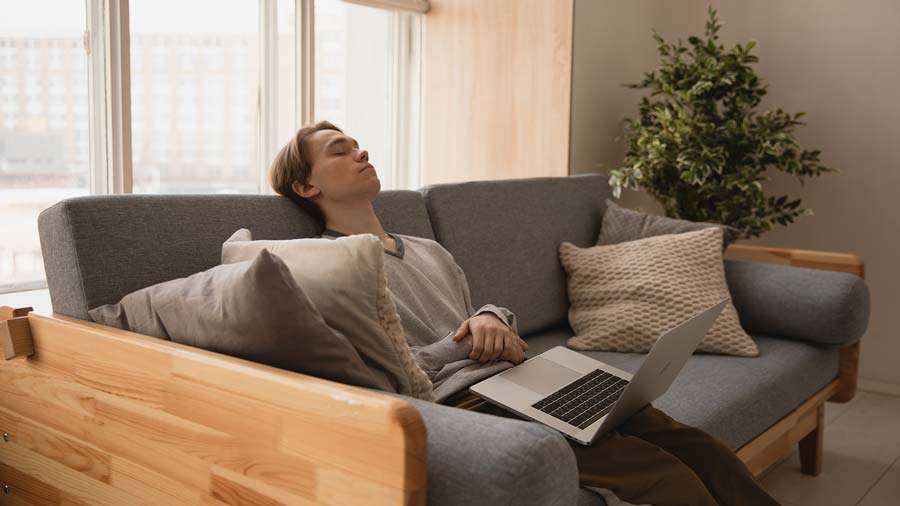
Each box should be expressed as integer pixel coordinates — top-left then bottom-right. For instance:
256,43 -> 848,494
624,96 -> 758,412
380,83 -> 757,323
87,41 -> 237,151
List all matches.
268,120 -> 343,232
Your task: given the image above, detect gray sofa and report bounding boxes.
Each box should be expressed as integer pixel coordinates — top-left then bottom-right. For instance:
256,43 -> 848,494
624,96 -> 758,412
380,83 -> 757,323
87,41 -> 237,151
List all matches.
38,173 -> 869,505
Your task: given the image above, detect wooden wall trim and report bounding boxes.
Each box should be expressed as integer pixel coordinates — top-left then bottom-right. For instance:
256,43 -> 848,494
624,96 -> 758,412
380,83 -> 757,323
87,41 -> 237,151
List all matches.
423,0 -> 574,185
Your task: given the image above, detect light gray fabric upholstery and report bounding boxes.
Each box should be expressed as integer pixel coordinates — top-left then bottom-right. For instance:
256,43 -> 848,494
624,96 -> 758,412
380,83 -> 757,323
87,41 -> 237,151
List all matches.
523,325 -> 840,450
38,190 -> 434,320
421,173 -> 612,336
724,259 -> 870,346
378,391 -> 582,506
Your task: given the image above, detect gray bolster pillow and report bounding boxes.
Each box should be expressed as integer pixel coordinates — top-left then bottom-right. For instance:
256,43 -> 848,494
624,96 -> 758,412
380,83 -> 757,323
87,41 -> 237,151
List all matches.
724,259 -> 870,346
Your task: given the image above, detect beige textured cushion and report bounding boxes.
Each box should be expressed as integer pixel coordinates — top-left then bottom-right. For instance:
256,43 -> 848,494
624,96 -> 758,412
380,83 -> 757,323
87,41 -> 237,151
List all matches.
559,227 -> 759,357
222,229 -> 434,400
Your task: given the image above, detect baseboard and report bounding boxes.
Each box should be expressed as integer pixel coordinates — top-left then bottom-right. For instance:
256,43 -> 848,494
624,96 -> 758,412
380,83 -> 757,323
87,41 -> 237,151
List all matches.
858,377 -> 900,397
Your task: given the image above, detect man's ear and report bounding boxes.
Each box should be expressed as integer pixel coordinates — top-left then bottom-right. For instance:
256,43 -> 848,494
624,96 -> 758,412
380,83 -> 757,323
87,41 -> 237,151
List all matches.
292,180 -> 320,199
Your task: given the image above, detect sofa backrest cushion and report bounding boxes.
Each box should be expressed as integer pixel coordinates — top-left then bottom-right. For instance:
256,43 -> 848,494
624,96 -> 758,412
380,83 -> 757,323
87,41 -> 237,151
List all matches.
421,173 -> 611,336
39,190 -> 434,320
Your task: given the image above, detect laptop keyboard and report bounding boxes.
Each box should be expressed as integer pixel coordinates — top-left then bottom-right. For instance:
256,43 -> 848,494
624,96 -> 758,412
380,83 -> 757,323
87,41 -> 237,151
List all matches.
532,369 -> 629,429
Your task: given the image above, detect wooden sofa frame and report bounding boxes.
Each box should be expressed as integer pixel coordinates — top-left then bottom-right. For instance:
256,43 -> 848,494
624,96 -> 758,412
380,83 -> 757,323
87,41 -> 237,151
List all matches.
0,244 -> 863,505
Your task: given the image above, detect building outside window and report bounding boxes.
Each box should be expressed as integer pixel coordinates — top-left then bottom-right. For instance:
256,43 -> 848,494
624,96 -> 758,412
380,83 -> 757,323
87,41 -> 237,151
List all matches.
0,0 -> 90,294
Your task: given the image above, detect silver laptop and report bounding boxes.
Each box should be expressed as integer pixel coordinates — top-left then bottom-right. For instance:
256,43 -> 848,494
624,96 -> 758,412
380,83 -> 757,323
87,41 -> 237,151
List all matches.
469,299 -> 729,445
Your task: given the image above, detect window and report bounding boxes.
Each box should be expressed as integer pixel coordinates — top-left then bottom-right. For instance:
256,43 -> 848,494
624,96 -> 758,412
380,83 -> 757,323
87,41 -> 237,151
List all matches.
1,0 -> 425,296
315,0 -> 395,189
314,0 -> 423,190
130,0 -> 259,194
0,0 -> 90,293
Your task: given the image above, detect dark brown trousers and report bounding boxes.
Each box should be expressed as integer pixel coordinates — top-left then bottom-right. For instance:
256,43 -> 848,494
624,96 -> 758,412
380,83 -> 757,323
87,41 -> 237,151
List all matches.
450,393 -> 781,506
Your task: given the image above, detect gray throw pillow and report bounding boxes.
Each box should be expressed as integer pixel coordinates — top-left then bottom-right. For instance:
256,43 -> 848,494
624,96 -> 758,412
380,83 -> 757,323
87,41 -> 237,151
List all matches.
89,249 -> 392,391
597,199 -> 740,251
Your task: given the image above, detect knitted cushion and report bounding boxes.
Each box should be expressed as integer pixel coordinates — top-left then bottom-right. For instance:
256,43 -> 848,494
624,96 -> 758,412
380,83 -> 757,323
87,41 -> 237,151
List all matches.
559,227 -> 759,357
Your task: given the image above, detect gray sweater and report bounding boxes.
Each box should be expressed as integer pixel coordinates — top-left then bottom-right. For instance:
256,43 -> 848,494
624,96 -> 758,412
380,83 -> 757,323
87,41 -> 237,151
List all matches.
321,229 -> 516,403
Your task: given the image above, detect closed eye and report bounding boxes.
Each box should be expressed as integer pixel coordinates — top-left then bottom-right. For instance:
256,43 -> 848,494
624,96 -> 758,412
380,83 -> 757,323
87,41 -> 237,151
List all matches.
328,138 -> 359,156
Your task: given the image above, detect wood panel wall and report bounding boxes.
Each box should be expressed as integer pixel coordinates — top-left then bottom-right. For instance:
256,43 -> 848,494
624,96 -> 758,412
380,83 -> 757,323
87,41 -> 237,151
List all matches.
422,0 -> 574,185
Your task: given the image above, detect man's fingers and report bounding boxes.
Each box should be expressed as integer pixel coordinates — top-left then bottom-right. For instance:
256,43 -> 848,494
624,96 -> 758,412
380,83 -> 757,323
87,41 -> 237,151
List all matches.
492,333 -> 510,360
470,331 -> 484,360
493,334 -> 510,360
509,336 -> 524,364
490,337 -> 503,361
452,320 -> 470,341
482,331 -> 500,362
479,332 -> 496,362
491,331 -> 505,361
497,335 -> 512,362
516,335 -> 529,351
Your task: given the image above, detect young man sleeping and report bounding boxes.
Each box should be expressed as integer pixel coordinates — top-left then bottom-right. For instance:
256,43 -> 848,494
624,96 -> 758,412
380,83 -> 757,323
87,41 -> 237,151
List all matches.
268,121 -> 782,506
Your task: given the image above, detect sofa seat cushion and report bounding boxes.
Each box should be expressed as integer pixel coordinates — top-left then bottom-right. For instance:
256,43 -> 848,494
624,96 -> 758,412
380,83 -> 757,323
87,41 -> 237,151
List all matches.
522,325 -> 840,450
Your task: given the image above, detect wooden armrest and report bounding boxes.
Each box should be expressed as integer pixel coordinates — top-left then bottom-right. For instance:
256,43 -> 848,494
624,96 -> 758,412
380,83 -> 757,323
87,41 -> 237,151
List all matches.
724,246 -> 864,403
725,244 -> 864,277
0,311 -> 426,505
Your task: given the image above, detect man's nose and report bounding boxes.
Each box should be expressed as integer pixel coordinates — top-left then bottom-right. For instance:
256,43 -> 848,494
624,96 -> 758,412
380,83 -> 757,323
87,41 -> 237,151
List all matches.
357,149 -> 369,161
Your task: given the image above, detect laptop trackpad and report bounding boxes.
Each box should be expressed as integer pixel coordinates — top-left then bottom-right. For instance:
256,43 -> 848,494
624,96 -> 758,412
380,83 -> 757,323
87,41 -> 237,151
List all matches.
503,357 -> 582,396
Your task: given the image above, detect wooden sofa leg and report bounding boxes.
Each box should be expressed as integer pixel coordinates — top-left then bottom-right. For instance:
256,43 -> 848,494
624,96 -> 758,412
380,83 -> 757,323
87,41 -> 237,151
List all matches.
798,404 -> 825,476
831,342 -> 860,403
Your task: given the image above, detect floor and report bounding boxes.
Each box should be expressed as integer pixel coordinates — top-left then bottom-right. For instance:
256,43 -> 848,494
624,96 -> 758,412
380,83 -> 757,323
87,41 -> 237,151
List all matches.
758,390 -> 900,506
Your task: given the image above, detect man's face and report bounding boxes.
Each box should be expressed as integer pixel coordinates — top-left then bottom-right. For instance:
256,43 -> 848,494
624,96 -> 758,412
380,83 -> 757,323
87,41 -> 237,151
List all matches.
298,129 -> 380,203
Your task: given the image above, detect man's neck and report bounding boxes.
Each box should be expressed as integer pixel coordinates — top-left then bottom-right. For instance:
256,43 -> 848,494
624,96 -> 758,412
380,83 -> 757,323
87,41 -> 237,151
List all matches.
322,201 -> 390,243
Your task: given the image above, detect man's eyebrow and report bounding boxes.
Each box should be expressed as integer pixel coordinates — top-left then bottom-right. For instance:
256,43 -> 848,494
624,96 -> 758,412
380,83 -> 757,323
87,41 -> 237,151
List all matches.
323,136 -> 359,151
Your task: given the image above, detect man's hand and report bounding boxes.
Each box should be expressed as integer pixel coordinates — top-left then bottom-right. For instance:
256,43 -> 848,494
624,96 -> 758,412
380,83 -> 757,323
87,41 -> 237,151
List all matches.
452,313 -> 529,365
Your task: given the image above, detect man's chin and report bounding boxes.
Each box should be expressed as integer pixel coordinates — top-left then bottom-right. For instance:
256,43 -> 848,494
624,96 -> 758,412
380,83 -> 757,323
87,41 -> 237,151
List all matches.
365,178 -> 381,199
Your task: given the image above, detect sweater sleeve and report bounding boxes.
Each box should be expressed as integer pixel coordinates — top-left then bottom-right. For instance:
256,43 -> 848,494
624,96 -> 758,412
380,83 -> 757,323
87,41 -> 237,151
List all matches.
409,331 -> 475,374
454,263 -> 519,336
409,331 -> 514,403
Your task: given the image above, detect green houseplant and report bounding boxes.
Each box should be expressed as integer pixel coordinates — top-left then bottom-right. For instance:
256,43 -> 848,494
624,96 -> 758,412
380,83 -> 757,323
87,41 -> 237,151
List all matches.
609,6 -> 834,239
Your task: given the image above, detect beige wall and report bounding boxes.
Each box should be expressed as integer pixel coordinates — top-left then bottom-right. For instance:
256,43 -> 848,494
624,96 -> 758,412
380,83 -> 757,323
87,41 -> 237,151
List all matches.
422,0 -> 573,185
570,0 -> 900,388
